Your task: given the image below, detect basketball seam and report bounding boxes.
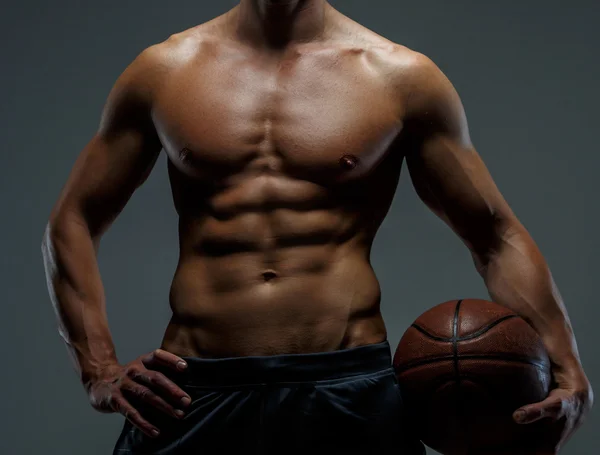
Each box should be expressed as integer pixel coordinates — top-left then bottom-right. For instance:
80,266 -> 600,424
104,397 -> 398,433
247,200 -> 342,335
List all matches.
411,314 -> 519,343
395,353 -> 549,373
452,300 -> 462,385
452,300 -> 463,428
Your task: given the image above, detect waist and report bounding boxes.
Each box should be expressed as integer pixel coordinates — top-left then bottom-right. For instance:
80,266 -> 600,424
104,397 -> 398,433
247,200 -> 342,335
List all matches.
159,340 -> 393,387
164,255 -> 385,357
167,260 -> 382,329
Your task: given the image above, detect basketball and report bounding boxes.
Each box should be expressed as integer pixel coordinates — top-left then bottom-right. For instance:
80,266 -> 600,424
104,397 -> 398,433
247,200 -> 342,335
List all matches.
393,299 -> 552,454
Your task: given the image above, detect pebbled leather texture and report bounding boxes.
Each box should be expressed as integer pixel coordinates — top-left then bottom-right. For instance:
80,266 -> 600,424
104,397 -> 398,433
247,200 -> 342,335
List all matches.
393,299 -> 551,455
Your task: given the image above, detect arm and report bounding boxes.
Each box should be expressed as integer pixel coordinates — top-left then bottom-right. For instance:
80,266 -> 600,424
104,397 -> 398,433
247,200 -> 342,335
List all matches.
42,46 -> 192,436
400,53 -> 592,451
42,46 -> 164,388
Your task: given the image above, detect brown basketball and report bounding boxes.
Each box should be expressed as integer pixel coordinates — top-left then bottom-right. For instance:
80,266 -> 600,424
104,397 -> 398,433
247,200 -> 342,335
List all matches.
393,299 -> 552,454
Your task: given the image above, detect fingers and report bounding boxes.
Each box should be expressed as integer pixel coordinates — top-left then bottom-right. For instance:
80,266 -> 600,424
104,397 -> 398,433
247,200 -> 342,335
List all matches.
142,349 -> 188,372
127,366 -> 192,410
107,349 -> 194,438
121,378 -> 185,420
110,394 -> 160,439
514,395 -> 569,424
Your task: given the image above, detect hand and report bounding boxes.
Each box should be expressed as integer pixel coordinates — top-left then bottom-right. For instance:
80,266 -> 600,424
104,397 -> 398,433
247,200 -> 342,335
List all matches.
511,365 -> 593,454
86,349 -> 193,438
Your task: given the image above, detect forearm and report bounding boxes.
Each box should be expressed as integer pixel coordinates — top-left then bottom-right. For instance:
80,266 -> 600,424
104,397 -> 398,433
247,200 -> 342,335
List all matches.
42,215 -> 118,389
476,226 -> 582,374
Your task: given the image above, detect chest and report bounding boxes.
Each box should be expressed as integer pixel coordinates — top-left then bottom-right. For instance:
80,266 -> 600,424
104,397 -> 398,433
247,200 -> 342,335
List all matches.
152,48 -> 404,184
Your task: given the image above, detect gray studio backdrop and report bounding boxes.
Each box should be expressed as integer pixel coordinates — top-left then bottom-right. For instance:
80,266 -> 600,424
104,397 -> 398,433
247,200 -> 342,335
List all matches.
1,1 -> 598,454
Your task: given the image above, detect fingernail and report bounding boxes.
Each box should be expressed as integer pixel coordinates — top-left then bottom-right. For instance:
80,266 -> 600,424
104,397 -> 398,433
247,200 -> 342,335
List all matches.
174,409 -> 185,418
177,361 -> 187,370
151,429 -> 160,438
514,410 -> 526,423
181,396 -> 191,407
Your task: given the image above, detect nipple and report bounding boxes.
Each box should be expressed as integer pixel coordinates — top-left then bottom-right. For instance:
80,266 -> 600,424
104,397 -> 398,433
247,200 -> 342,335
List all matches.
339,154 -> 359,170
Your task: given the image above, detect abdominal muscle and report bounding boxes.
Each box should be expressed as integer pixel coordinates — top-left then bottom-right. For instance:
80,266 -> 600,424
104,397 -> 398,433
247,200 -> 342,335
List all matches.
159,213 -> 387,358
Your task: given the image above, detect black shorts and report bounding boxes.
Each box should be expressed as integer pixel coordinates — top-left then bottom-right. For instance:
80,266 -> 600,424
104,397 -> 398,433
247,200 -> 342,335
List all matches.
112,340 -> 425,455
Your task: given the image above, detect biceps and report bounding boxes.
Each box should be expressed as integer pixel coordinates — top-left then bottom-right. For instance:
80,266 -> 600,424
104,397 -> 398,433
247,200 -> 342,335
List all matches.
52,130 -> 161,237
406,135 -> 516,254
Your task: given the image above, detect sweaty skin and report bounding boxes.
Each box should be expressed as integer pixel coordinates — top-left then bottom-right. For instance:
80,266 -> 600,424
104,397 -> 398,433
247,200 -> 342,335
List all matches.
45,6 -> 411,360
43,1 -> 591,450
160,25 -> 405,357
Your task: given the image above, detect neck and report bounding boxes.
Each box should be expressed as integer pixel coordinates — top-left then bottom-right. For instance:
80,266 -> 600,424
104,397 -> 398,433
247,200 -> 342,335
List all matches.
235,0 -> 328,49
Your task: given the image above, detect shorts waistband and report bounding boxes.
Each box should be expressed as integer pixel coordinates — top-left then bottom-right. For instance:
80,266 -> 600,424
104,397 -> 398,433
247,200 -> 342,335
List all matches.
169,340 -> 392,387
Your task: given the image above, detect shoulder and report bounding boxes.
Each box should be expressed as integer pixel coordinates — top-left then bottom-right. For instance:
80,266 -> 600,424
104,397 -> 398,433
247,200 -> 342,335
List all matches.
346,32 -> 468,140
364,42 -> 458,112
380,47 -> 467,137
118,17 -> 228,99
330,15 -> 454,112
100,21 -> 222,132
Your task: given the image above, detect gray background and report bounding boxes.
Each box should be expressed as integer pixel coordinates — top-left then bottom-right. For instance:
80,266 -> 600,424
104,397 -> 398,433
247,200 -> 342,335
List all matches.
1,0 -> 598,453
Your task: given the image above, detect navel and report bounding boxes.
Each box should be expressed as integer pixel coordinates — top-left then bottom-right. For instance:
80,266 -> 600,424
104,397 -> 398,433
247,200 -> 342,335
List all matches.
261,270 -> 278,282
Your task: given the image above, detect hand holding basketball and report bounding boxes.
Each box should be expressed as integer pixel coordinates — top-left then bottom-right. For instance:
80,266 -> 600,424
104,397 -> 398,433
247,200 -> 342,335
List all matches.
394,299 -> 593,454
511,363 -> 593,454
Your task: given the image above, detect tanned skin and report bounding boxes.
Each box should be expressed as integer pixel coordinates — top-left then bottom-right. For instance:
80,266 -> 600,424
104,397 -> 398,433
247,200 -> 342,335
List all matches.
42,0 -> 592,452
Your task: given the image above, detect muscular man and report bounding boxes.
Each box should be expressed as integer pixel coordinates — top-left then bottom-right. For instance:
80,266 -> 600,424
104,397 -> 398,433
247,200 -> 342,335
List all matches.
42,1 -> 592,454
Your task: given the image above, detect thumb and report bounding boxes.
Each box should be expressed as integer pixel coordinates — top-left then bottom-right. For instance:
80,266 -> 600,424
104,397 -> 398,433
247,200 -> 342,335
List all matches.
513,394 -> 566,424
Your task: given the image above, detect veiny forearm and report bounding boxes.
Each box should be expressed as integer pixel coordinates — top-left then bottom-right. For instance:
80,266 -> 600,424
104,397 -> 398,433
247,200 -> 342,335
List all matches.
42,214 -> 118,389
475,226 -> 582,373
